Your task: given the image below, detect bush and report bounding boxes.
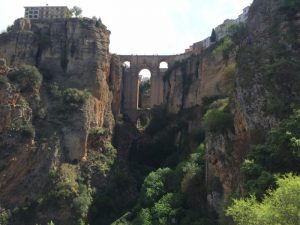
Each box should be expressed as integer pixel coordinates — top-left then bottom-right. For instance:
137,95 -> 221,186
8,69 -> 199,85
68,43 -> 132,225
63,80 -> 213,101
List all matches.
0,208 -> 10,225
226,174 -> 300,225
8,64 -> 43,92
140,168 -> 173,207
73,183 -> 93,225
203,109 -> 233,132
241,160 -> 275,198
152,193 -> 183,225
63,88 -> 90,109
133,208 -> 152,225
212,37 -> 234,60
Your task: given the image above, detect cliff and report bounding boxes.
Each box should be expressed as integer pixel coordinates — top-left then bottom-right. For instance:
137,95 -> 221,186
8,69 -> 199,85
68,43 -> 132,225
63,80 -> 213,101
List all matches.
0,17 -> 122,224
162,0 -> 300,209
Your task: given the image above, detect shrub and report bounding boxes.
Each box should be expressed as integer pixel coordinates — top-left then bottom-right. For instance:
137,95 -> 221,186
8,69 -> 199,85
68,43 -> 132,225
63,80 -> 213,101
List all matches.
226,174 -> 300,225
0,208 -> 10,225
73,183 -> 93,225
140,168 -> 173,207
212,37 -> 234,60
48,83 -> 62,98
203,109 -> 233,132
152,193 -> 183,225
133,208 -> 152,225
63,88 -> 90,109
8,64 -> 43,92
241,160 -> 275,198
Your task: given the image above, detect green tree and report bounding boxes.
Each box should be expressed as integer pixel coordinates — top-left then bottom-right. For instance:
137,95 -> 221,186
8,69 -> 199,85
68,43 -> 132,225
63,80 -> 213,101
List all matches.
210,29 -> 217,42
8,64 -> 43,92
152,193 -> 182,225
226,174 -> 300,225
70,6 -> 82,17
140,168 -> 172,207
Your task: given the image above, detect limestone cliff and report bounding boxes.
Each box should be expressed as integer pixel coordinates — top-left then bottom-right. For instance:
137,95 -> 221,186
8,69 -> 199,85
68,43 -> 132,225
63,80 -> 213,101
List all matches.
0,17 -> 122,224
164,49 -> 235,114
162,0 -> 300,210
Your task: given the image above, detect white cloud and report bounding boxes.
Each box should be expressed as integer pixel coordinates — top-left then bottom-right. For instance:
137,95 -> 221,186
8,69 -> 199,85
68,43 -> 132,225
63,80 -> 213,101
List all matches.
0,0 -> 253,54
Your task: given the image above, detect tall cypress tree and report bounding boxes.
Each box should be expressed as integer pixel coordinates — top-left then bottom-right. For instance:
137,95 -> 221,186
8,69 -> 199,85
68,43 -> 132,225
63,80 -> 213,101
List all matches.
210,29 -> 217,42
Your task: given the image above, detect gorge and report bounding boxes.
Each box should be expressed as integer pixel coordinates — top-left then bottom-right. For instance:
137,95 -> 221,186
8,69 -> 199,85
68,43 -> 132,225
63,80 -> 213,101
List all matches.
0,0 -> 300,224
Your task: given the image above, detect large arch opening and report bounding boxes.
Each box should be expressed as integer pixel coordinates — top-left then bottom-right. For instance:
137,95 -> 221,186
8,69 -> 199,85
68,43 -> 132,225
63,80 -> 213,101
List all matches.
138,68 -> 151,109
159,61 -> 168,72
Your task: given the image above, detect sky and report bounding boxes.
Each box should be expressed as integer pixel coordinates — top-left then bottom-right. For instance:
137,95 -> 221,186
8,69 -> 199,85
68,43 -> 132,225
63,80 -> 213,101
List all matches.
0,0 -> 253,55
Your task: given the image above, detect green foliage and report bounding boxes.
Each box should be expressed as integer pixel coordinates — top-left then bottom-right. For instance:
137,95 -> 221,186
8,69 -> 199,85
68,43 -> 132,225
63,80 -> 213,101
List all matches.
226,174 -> 300,225
201,95 -> 224,113
8,64 -> 43,92
85,141 -> 117,176
228,23 -> 248,44
212,37 -> 234,60
48,83 -> 62,98
121,143 -> 216,225
152,193 -> 183,225
241,109 -> 300,198
73,183 -> 93,225
70,6 -> 83,17
210,29 -> 217,42
140,168 -> 173,207
140,80 -> 151,97
134,208 -> 152,225
0,208 -> 10,225
6,25 -> 13,32
251,109 -> 300,173
63,88 -> 90,110
223,63 -> 236,96
280,0 -> 300,18
203,105 -> 233,133
241,160 -> 275,198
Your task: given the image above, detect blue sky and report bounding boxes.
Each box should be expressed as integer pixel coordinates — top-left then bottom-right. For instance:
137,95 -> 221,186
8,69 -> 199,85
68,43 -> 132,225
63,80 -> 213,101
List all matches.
0,0 -> 253,55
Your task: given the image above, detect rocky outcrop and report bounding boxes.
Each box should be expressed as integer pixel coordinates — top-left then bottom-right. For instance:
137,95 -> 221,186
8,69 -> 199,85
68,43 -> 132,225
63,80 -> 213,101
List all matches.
163,0 -> 300,208
164,50 -> 235,114
0,18 -> 122,223
0,18 -> 120,161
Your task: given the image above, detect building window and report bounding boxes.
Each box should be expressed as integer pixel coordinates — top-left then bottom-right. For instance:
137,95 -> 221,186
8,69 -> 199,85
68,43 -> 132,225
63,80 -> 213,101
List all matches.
34,10 -> 38,14
29,15 -> 33,18
34,15 -> 38,18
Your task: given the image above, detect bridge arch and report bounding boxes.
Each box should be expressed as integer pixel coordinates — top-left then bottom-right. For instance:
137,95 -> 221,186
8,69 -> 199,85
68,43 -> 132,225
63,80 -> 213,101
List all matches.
118,54 -> 190,121
159,61 -> 168,72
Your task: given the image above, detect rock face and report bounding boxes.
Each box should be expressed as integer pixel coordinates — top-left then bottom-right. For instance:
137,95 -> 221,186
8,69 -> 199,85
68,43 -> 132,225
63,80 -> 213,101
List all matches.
163,0 -> 300,209
164,51 -> 235,114
0,17 -> 122,220
0,18 -> 121,161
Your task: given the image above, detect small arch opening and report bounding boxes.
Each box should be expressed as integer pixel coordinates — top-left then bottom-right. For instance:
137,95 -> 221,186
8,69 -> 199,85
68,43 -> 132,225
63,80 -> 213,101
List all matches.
159,61 -> 168,72
138,68 -> 151,109
122,61 -> 131,70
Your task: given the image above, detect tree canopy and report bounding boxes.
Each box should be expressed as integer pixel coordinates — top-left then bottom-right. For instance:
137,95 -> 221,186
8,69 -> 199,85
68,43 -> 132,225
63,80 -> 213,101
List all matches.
226,174 -> 300,225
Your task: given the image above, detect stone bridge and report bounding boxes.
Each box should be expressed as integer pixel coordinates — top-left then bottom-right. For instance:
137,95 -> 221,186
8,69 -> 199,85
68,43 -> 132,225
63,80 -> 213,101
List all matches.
118,54 -> 189,121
